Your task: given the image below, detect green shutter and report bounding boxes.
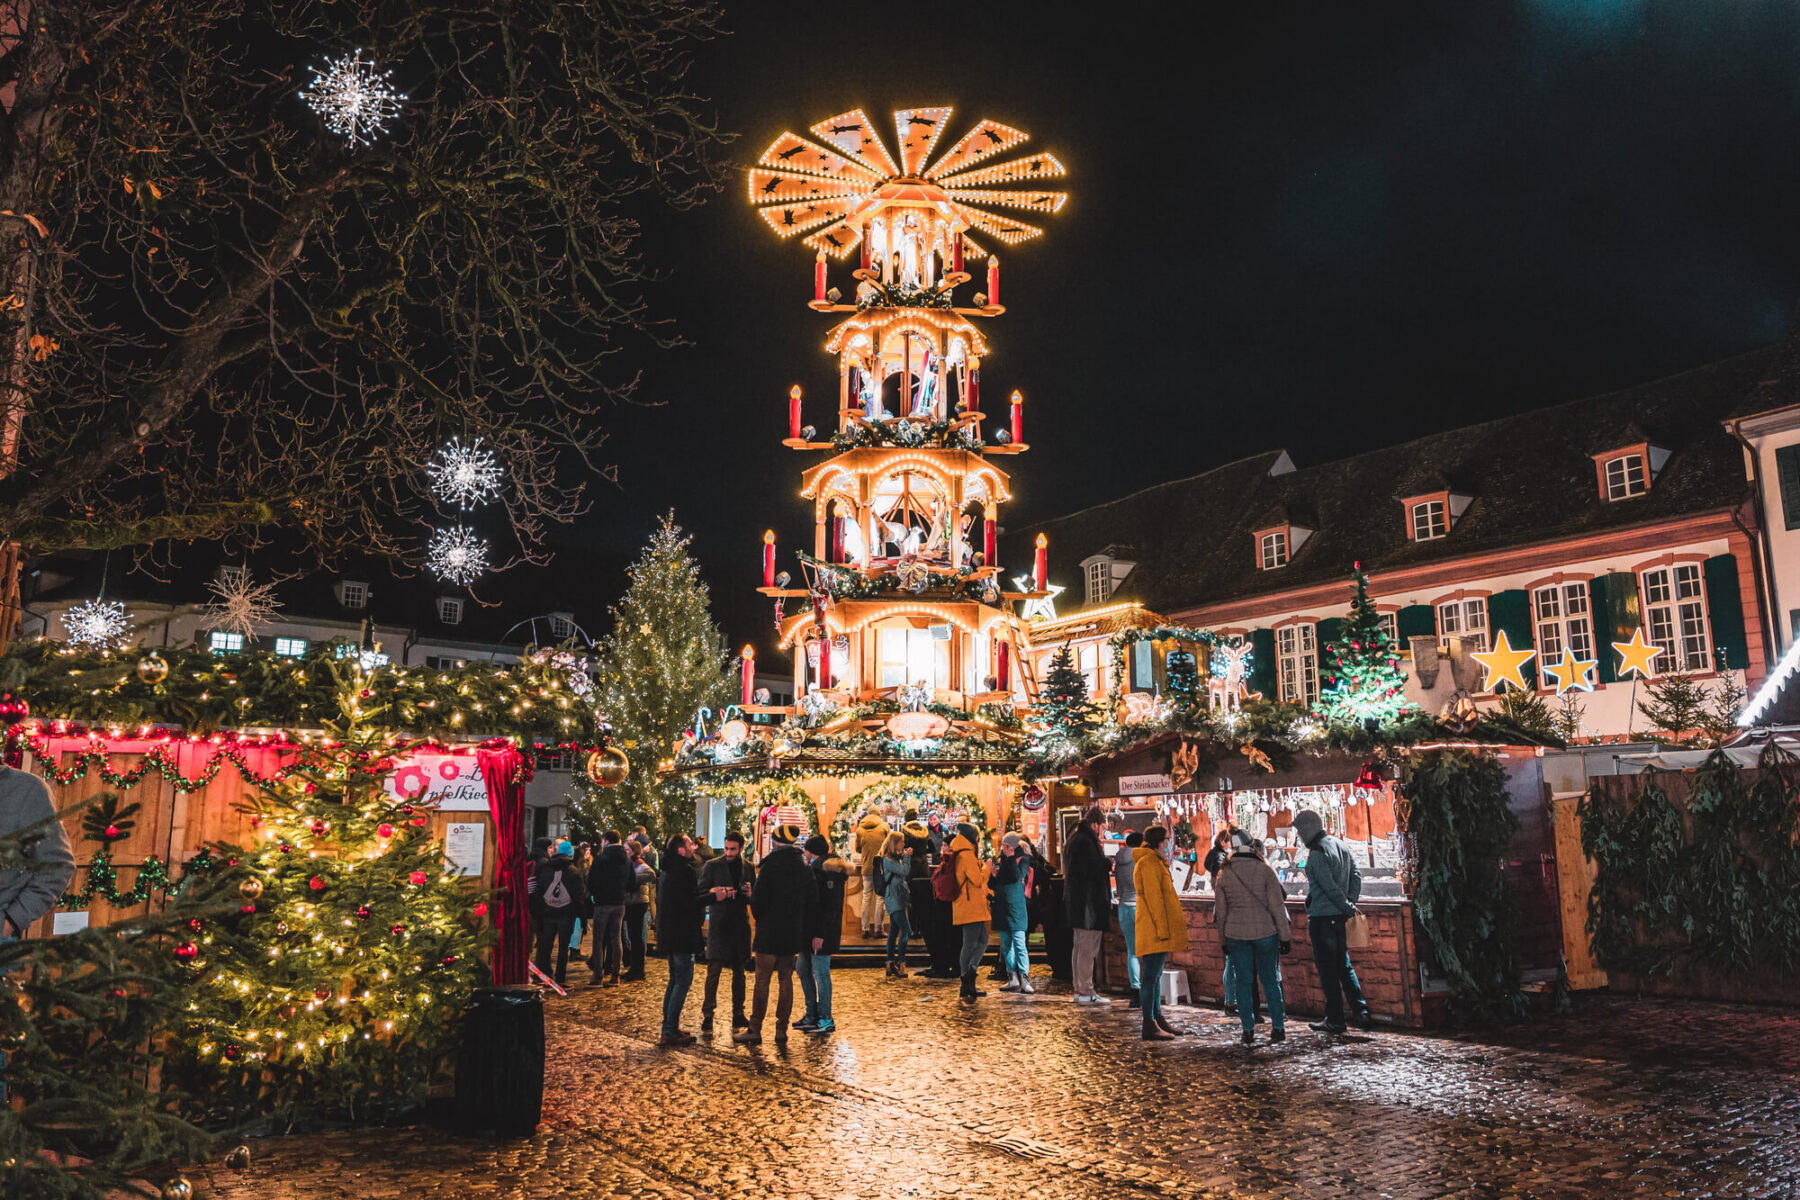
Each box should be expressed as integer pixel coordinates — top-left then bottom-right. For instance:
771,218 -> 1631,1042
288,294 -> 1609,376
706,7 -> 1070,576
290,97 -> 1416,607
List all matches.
1396,604 -> 1436,644
1777,444 -> 1800,531
1489,589 -> 1536,688
1249,628 -> 1276,700
1703,553 -> 1749,671
1592,572 -> 1641,684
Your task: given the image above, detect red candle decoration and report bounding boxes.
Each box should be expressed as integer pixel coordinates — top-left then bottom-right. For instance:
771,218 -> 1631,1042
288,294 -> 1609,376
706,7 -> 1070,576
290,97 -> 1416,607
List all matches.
996,639 -> 1011,692
952,229 -> 964,274
788,384 -> 802,440
983,515 -> 996,565
1011,390 -> 1024,444
741,645 -> 756,705
987,256 -> 999,306
860,223 -> 872,272
762,529 -> 776,587
1034,532 -> 1048,591
968,364 -> 980,412
814,251 -> 827,302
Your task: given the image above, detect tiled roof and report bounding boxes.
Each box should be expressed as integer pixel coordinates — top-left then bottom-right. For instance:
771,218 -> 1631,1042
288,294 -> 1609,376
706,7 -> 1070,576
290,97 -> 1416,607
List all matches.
1007,336 -> 1787,617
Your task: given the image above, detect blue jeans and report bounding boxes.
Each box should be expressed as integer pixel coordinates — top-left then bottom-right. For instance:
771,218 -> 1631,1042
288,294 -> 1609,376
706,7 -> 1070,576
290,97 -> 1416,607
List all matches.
661,953 -> 694,1035
886,907 -> 912,962
1309,914 -> 1370,1026
998,928 -> 1028,976
798,949 -> 833,1023
1117,904 -> 1141,989
1224,935 -> 1286,1035
1138,950 -> 1168,1033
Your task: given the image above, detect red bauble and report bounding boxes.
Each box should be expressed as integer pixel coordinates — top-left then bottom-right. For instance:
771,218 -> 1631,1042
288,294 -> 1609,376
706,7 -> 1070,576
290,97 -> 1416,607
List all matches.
400,805 -> 415,815
314,988 -> 332,1001
278,843 -> 292,854
0,692 -> 28,721
240,903 -> 257,914
187,918 -> 203,932
471,901 -> 488,917
442,955 -> 459,966
389,923 -> 406,936
308,875 -> 325,892
409,870 -> 428,886
103,824 -> 121,840
377,824 -> 395,839
355,905 -> 372,921
309,820 -> 328,836
174,941 -> 198,962
223,1044 -> 242,1061
410,817 -> 427,827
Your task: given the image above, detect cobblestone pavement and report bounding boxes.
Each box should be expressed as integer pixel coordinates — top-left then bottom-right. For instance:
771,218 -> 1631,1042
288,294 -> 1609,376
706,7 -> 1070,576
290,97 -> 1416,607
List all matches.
203,963 -> 1800,1199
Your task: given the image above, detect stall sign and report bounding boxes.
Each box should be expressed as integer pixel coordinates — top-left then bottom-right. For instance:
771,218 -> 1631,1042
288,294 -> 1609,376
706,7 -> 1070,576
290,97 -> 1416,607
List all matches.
1118,773 -> 1173,796
386,754 -> 490,811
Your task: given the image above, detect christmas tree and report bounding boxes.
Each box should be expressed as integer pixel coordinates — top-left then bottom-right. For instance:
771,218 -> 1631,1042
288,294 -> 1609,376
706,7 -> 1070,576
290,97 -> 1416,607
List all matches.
1165,647 -> 1202,717
1635,673 -> 1712,744
1316,568 -> 1412,728
1036,644 -> 1099,753
577,514 -> 733,841
170,662 -> 484,1127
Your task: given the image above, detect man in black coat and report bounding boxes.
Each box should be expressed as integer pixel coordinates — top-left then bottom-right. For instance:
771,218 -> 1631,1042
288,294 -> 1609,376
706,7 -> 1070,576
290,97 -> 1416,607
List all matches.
900,807 -> 944,977
586,831 -> 633,985
734,825 -> 816,1045
656,835 -> 705,1046
529,840 -> 586,987
697,829 -> 757,1032
1063,806 -> 1112,1003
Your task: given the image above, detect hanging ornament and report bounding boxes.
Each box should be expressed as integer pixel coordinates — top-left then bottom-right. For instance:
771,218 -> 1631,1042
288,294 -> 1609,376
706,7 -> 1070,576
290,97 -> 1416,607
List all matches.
199,570 -> 283,639
300,49 -> 405,147
409,870 -> 428,886
429,437 -> 504,511
64,599 -> 131,649
136,652 -> 170,685
237,877 -> 264,901
585,746 -> 629,787
427,525 -> 490,585
173,941 -> 198,962
223,1145 -> 252,1171
0,692 -> 25,722
1353,759 -> 1385,790
159,1177 -> 194,1200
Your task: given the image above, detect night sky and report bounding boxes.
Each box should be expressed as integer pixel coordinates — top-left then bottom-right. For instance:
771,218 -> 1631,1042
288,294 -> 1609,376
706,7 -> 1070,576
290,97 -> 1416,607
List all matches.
569,0 -> 1800,657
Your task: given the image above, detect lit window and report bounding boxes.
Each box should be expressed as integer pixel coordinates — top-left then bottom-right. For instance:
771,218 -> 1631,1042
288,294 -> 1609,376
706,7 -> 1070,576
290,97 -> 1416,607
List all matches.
1532,583 -> 1593,670
1604,454 -> 1647,501
339,580 -> 368,610
1378,612 -> 1399,648
1411,500 -> 1447,541
1641,565 -> 1711,672
209,631 -> 245,655
1276,623 -> 1318,705
1076,642 -> 1101,695
438,597 -> 463,625
1086,560 -> 1111,607
274,637 -> 308,658
548,613 -> 575,640
876,624 -> 948,689
1259,530 -> 1288,570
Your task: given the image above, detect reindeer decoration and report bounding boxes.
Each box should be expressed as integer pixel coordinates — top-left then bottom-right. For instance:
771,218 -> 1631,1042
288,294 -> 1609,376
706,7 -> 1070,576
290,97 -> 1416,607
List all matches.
1208,640 -> 1254,712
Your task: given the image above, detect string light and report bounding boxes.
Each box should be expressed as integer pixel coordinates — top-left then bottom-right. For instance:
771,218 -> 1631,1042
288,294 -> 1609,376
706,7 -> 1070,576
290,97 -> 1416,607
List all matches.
300,49 -> 405,147
426,525 -> 489,585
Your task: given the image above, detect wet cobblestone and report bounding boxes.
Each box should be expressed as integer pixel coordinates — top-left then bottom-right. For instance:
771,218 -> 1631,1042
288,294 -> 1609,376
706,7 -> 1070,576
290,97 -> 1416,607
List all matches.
203,964 -> 1800,1199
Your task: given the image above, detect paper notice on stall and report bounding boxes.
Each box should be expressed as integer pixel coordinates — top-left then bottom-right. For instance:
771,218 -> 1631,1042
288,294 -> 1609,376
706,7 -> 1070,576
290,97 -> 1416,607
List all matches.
445,822 -> 486,878
52,911 -> 90,936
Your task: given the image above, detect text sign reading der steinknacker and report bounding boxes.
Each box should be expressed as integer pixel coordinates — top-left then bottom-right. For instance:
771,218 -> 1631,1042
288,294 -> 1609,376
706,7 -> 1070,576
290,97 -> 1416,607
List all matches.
1117,774 -> 1174,796
385,754 -> 491,811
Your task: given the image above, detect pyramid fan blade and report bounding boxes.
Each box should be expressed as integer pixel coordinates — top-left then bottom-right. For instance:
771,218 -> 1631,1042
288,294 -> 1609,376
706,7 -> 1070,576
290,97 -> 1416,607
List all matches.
758,200 -> 855,239
805,224 -> 862,259
957,231 -> 990,260
936,151 -> 1067,189
757,131 -> 878,184
893,106 -> 954,175
810,109 -> 900,176
963,207 -> 1044,246
945,188 -> 1068,215
748,168 -> 864,207
926,119 -> 1030,178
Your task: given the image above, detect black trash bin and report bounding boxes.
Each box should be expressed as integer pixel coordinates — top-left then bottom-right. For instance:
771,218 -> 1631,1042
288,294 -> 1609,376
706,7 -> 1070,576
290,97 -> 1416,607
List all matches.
455,984 -> 544,1137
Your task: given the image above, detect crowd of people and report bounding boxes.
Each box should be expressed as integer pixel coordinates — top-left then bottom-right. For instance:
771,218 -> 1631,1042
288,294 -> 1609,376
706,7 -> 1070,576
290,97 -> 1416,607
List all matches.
525,802 -> 1377,1049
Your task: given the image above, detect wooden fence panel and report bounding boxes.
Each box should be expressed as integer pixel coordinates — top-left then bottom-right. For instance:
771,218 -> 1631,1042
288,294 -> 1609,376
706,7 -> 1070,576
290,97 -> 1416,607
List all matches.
1550,795 -> 1607,990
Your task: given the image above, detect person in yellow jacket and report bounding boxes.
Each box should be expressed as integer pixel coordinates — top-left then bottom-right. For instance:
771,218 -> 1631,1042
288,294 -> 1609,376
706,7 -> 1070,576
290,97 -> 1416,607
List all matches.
947,824 -> 990,1003
1133,826 -> 1189,1041
854,811 -> 892,938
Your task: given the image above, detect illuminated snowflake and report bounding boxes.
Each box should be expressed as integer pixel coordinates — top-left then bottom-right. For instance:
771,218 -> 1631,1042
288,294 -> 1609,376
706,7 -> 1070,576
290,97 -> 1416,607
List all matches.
429,437 -> 504,511
199,570 -> 283,639
65,599 -> 131,649
427,525 -> 489,585
300,50 -> 405,147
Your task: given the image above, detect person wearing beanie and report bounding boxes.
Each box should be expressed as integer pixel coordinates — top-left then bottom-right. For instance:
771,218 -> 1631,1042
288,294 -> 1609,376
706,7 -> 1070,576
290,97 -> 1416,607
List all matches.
1214,825 -> 1290,1046
698,829 -> 756,1034
991,831 -> 1035,994
855,810 -> 892,939
796,834 -> 851,1033
1062,806 -> 1112,1004
529,836 -> 585,988
946,823 -> 991,1002
735,824 -> 816,1045
1113,831 -> 1143,1007
586,830 -> 633,986
1293,809 -> 1371,1033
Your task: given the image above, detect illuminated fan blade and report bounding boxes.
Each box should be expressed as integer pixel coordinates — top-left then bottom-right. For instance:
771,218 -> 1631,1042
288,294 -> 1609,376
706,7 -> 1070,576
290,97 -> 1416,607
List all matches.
748,168 -> 864,207
894,106 -> 953,175
946,188 -> 1068,216
958,232 -> 990,260
936,151 -> 1067,189
757,199 -> 855,239
757,131 -> 878,184
926,120 -> 1029,178
805,224 -> 862,259
810,109 -> 899,176
963,207 -> 1044,246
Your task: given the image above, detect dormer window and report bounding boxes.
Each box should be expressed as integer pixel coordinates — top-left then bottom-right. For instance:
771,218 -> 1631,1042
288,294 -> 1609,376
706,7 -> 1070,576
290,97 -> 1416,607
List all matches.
1603,453 -> 1647,500
1259,530 -> 1288,570
437,597 -> 463,625
1411,500 -> 1447,541
1085,560 -> 1109,605
548,612 -> 575,640
1591,426 -> 1670,502
335,580 -> 368,610
1079,550 -> 1137,606
1398,484 -> 1471,541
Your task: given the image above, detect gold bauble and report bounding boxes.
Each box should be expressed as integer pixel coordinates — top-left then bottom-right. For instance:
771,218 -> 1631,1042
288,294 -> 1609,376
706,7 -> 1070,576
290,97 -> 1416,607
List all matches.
161,1178 -> 193,1200
585,747 -> 629,787
136,652 -> 170,685
223,1144 -> 252,1170
237,877 -> 264,902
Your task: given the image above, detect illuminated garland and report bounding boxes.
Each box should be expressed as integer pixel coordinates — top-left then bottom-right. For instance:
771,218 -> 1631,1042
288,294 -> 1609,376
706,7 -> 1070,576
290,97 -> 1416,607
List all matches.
61,847 -> 219,908
826,778 -> 989,854
22,737 -> 303,792
1104,625 -> 1233,708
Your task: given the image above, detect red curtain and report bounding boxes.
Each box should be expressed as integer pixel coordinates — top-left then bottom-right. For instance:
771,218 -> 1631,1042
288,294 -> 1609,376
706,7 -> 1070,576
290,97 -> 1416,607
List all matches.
478,746 -> 533,986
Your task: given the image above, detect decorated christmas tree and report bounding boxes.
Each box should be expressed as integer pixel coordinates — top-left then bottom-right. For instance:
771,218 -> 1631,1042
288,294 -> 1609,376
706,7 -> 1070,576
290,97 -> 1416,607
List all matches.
1165,647 -> 1202,717
171,662 -> 484,1127
1036,644 -> 1099,753
577,514 -> 732,841
1317,568 -> 1412,728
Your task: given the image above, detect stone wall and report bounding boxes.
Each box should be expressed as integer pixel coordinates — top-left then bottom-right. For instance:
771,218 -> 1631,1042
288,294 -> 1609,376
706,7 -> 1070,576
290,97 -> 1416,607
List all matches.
1101,897 -> 1428,1027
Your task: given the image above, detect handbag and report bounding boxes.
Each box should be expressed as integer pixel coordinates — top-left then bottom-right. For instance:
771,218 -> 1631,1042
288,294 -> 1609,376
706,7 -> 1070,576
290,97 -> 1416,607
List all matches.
1344,911 -> 1371,950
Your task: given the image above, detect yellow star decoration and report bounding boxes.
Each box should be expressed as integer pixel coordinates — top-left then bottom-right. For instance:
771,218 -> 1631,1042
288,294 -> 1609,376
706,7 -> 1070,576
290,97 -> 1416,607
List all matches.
1473,629 -> 1536,693
1612,627 -> 1664,680
1540,648 -> 1596,695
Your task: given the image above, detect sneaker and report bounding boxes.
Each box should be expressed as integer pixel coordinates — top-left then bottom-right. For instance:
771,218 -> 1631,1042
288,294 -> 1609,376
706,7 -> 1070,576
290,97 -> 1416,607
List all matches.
999,977 -> 1021,993
1019,976 -> 1036,995
1270,1027 -> 1287,1043
731,1028 -> 762,1045
1241,1030 -> 1255,1046
700,1016 -> 714,1034
795,1016 -> 819,1031
810,1020 -> 836,1035
1309,1019 -> 1347,1034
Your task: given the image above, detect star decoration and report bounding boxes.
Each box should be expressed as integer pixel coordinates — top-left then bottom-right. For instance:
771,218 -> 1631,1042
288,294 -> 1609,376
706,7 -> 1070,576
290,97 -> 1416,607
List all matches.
1472,629 -> 1536,693
1540,648 -> 1596,695
300,50 -> 406,147
64,599 -> 131,649
1012,575 -> 1063,621
1613,627 -> 1664,680
199,571 -> 283,639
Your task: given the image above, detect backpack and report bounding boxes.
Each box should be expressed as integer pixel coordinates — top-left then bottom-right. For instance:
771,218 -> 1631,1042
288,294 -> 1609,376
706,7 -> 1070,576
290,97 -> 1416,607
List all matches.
542,868 -> 572,910
931,852 -> 959,903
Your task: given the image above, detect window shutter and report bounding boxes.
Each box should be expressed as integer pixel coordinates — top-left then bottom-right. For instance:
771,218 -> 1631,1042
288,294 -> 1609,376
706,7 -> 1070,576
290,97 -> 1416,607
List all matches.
1395,604 -> 1435,644
1777,444 -> 1800,531
1129,640 -> 1154,692
1315,617 -> 1347,694
1703,554 -> 1749,671
1488,589 -> 1537,688
1248,628 -> 1277,700
1592,572 -> 1641,684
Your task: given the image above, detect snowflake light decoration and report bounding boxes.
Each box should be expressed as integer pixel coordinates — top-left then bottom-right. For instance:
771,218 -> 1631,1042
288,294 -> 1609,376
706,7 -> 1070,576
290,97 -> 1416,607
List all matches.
65,599 -> 131,649
427,525 -> 489,585
199,570 -> 283,639
300,50 -> 405,147
429,437 -> 504,511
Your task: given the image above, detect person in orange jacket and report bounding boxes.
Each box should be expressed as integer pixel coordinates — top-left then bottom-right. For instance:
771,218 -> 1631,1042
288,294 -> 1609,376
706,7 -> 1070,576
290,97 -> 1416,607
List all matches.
947,823 -> 990,1003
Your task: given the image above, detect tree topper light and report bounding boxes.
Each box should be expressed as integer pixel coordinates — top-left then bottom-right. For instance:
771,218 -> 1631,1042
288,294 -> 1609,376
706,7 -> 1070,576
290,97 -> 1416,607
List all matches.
427,525 -> 489,585
301,50 -> 405,147
430,437 -> 504,511
199,570 -> 283,639
65,599 -> 131,649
